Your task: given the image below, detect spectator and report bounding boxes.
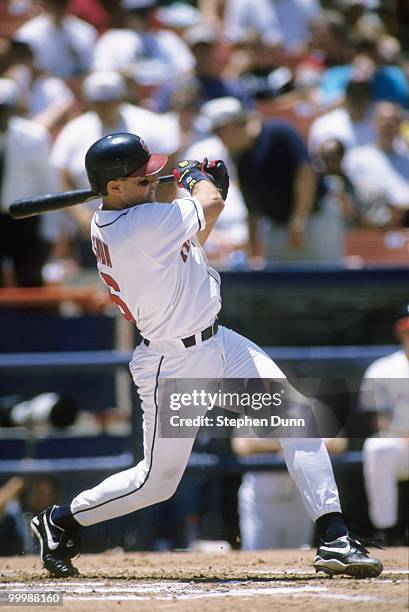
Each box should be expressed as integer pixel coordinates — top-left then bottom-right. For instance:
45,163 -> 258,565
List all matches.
344,102 -> 409,225
154,24 -> 251,112
93,0 -> 195,85
201,97 -> 345,263
233,32 -> 294,101
3,39 -> 75,130
335,0 -> 384,40
15,0 -> 97,78
0,78 -> 58,287
307,11 -> 351,69
51,70 -> 179,252
359,303 -> 409,545
318,138 -> 363,227
224,0 -> 322,54
168,81 -> 203,152
309,79 -> 375,155
319,35 -> 409,108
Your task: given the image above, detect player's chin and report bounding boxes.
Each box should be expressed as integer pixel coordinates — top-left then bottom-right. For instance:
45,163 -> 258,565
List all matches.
146,190 -> 157,202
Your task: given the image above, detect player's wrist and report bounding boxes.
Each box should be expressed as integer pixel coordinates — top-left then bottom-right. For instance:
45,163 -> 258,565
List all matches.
172,160 -> 212,196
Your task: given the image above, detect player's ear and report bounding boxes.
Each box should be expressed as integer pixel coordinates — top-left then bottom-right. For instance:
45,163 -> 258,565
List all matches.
106,179 -> 122,196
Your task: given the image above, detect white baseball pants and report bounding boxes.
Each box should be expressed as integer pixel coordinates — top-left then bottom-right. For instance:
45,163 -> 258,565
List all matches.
363,436 -> 409,529
70,326 -> 341,526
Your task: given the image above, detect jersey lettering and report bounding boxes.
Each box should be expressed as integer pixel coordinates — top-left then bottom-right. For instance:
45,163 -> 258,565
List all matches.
100,272 -> 135,323
180,240 -> 191,263
92,236 -> 112,268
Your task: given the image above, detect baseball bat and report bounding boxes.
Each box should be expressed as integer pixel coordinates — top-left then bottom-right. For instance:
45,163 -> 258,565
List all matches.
9,174 -> 176,220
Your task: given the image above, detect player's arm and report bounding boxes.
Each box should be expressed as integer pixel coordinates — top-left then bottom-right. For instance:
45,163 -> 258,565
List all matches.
192,178 -> 225,246
288,162 -> 317,249
172,159 -> 227,246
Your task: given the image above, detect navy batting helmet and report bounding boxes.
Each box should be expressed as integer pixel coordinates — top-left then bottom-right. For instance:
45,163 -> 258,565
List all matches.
85,132 -> 167,195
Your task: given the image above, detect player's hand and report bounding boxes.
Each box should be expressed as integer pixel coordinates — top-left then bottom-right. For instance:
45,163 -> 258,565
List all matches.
172,159 -> 209,195
201,159 -> 229,200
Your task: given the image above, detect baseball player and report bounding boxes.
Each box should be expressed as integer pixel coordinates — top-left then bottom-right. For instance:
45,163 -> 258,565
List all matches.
359,304 -> 409,544
31,132 -> 382,579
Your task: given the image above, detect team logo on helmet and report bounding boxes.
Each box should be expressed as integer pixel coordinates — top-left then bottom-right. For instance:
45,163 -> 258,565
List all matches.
139,138 -> 149,153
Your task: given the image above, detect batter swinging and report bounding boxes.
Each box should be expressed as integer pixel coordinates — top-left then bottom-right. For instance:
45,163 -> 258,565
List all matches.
31,132 -> 382,579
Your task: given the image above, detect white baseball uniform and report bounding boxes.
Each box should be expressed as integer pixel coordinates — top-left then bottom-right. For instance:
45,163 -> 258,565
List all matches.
359,350 -> 409,529
69,195 -> 342,527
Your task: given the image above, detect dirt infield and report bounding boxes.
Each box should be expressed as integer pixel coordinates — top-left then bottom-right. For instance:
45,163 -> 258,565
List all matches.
0,548 -> 408,611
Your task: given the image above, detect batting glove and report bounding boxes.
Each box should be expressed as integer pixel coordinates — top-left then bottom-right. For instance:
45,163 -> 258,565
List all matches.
172,159 -> 211,195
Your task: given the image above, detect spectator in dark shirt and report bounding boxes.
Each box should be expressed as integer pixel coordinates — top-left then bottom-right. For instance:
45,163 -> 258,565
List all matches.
200,97 -> 346,263
153,24 -> 251,113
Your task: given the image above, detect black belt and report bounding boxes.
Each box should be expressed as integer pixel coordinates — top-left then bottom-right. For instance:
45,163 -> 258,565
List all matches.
143,319 -> 218,348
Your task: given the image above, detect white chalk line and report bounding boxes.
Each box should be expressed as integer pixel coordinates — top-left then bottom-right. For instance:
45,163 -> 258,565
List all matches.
0,580 -> 396,604
251,568 -> 409,576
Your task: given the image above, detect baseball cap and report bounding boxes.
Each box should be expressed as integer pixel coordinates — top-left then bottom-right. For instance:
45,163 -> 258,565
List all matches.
157,3 -> 200,30
0,78 -> 19,107
396,303 -> 409,332
200,97 -> 247,130
82,71 -> 126,103
184,24 -> 218,47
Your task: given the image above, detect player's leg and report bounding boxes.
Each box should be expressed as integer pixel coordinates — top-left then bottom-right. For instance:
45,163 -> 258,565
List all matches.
217,326 -> 342,519
363,437 -> 409,535
218,326 -> 382,576
31,339 -> 225,575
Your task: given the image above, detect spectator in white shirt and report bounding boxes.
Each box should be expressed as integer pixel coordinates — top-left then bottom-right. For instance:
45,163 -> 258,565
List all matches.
224,0 -> 322,53
51,70 -> 179,238
15,0 -> 97,78
309,79 -> 375,155
0,79 -> 57,286
3,40 -> 75,131
344,102 -> 409,220
93,0 -> 195,85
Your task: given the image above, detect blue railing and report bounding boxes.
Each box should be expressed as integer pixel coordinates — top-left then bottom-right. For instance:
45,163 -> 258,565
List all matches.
0,345 -> 395,476
0,345 -> 398,372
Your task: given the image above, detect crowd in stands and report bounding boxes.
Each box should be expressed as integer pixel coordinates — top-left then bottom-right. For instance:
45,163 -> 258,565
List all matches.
0,0 -> 408,284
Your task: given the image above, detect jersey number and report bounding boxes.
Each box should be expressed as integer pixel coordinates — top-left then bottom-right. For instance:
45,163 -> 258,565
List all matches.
100,272 -> 135,323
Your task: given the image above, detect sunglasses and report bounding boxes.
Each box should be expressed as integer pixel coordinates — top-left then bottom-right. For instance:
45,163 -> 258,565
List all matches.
136,177 -> 151,187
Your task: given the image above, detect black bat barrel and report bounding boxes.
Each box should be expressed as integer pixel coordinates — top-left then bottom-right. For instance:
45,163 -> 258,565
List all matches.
8,174 -> 176,220
9,190 -> 98,219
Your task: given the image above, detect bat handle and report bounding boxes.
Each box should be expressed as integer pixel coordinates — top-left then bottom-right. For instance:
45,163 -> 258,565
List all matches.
158,174 -> 175,184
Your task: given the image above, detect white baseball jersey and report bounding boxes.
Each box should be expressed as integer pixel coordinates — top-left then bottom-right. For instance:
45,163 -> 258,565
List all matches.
91,197 -> 221,340
359,350 -> 409,437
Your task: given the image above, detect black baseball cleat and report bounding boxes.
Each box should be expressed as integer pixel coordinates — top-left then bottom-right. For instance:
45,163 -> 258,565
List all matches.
31,506 -> 81,578
314,534 -> 383,579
